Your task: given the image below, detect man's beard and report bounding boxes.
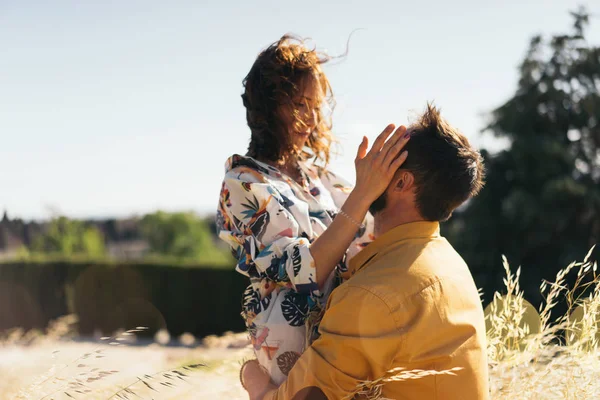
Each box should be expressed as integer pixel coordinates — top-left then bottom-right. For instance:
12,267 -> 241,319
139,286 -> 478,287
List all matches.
369,192 -> 387,216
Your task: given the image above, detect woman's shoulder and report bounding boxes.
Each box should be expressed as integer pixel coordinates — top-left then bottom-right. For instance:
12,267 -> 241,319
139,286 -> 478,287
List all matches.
223,154 -> 283,183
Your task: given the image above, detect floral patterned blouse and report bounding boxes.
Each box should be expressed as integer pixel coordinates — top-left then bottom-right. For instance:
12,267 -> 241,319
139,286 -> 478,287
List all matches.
216,154 -> 374,334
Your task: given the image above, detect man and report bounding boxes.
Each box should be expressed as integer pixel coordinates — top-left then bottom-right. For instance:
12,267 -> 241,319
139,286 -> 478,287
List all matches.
242,103 -> 489,400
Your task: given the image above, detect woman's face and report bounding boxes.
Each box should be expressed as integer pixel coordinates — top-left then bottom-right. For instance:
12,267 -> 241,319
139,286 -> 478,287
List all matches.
278,75 -> 323,151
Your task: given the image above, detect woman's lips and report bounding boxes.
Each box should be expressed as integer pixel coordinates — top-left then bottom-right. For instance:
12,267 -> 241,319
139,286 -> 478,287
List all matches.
296,129 -> 313,137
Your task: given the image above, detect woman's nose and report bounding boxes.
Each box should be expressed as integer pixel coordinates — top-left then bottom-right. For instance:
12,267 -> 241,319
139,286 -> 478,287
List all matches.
301,107 -> 316,127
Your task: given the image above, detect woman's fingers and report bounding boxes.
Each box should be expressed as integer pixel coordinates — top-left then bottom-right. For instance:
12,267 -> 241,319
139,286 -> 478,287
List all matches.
382,126 -> 410,167
353,123 -> 409,200
355,136 -> 369,162
391,150 -> 409,170
367,124 -> 396,157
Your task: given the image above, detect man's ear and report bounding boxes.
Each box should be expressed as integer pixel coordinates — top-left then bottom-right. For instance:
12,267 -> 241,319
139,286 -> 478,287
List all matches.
393,171 -> 414,192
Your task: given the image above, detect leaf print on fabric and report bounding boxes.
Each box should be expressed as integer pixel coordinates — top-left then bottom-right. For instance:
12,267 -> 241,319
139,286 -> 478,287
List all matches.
267,185 -> 296,211
291,245 -> 302,277
217,184 -> 232,232
239,192 -> 271,242
278,193 -> 295,211
236,237 -> 258,274
232,215 -> 243,231
242,285 -> 272,322
258,243 -> 273,258
277,252 -> 290,281
236,248 -> 252,273
241,181 -> 253,192
220,183 -> 231,207
240,194 -> 264,220
309,210 -> 327,220
264,252 -> 289,282
242,285 -> 262,317
295,278 -> 319,295
264,255 -> 279,280
276,351 -> 301,376
249,209 -> 270,241
281,290 -> 309,327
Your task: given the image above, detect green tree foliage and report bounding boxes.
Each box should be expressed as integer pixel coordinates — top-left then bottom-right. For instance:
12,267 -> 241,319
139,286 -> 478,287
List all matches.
31,216 -> 105,257
139,211 -> 230,264
445,9 -> 600,307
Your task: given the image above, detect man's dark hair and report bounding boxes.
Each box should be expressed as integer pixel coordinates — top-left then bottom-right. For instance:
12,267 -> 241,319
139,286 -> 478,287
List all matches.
402,103 -> 485,221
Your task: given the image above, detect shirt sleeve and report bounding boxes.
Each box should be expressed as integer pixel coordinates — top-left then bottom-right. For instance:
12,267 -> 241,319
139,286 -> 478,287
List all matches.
318,169 -> 375,262
265,284 -> 402,400
217,167 -> 321,298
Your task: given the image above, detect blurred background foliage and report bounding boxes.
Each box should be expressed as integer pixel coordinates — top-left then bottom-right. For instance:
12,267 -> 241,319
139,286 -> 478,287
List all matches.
443,9 -> 600,311
0,9 -> 598,337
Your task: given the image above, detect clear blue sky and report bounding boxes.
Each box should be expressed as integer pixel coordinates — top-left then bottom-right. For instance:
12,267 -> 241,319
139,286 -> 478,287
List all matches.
1,0 -> 598,221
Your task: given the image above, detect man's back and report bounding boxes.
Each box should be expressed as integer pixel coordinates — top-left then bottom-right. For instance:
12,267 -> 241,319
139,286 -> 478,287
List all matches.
343,221 -> 489,399
340,222 -> 487,399
266,221 -> 489,400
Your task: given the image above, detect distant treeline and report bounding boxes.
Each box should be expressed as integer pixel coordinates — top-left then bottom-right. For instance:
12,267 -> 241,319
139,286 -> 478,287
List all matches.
0,211 -> 232,265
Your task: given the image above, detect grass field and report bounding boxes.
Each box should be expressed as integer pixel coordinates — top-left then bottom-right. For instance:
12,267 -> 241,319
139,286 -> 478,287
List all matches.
2,248 -> 599,400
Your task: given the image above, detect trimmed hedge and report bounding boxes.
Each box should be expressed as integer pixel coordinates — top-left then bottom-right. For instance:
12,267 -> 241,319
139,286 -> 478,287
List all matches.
0,261 -> 248,338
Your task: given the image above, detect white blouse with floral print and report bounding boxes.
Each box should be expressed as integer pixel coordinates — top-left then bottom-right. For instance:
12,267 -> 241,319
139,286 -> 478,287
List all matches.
216,154 -> 374,384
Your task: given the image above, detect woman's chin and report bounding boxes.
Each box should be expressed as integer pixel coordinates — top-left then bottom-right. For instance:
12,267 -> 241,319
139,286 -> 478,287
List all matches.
293,134 -> 310,148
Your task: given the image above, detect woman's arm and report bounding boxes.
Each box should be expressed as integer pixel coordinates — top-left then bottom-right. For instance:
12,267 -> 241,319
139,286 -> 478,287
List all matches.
310,124 -> 409,289
318,167 -> 375,269
217,125 -> 409,295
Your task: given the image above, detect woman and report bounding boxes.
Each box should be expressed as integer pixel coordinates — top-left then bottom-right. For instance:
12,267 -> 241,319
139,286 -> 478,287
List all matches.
216,35 -> 409,385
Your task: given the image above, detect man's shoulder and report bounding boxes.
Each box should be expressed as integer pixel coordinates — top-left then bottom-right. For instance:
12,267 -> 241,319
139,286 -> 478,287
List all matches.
346,237 -> 473,308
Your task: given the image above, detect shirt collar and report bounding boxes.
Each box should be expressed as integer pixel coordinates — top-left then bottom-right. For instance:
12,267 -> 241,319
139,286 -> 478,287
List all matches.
225,154 -> 312,187
348,221 -> 441,275
225,154 -> 282,177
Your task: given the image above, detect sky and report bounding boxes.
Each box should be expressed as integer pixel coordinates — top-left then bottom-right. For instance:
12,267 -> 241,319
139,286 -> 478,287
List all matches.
1,0 -> 598,221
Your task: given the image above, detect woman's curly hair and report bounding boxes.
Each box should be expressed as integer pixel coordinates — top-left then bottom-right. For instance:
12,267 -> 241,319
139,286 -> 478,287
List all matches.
242,35 -> 336,166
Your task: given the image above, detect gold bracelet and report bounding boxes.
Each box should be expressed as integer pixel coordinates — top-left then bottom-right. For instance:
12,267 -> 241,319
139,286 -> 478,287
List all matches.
337,209 -> 365,230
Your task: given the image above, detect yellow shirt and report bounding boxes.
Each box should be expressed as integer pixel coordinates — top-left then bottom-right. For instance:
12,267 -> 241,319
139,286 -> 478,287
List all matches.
266,221 -> 489,400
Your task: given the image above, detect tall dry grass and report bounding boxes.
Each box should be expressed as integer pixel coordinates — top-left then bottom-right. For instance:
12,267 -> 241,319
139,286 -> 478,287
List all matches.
345,246 -> 599,399
2,247 -> 598,399
485,246 -> 600,399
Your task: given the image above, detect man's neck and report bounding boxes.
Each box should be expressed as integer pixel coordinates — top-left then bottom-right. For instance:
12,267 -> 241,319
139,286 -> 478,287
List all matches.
373,207 -> 425,238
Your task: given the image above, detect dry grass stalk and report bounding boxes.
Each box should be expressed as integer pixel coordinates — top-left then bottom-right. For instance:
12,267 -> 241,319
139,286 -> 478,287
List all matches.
105,363 -> 205,400
351,246 -> 598,399
343,367 -> 463,400
3,246 -> 599,399
487,246 -> 600,399
18,327 -> 149,400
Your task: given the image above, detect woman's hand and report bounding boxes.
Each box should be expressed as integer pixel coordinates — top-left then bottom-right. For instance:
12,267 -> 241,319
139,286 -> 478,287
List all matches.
353,124 -> 410,202
241,359 -> 276,400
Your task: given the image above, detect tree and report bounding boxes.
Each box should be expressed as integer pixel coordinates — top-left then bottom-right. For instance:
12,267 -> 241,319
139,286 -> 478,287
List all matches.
445,9 -> 600,308
31,216 -> 105,257
139,211 -> 230,263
